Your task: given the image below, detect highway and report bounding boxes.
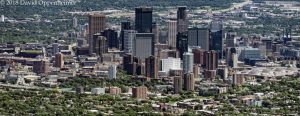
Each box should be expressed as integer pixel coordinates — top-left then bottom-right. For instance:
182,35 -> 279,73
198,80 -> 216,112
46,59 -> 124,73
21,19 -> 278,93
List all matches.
212,0 -> 252,13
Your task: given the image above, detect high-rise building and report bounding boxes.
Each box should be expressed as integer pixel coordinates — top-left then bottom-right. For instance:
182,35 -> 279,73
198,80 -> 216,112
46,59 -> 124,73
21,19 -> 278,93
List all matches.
173,76 -> 183,94
1,15 -> 4,22
93,34 -> 108,56
33,60 -> 49,75
177,6 -> 188,33
88,14 -> 106,54
145,56 -> 158,79
135,7 -> 153,33
209,21 -> 223,59
73,17 -> 78,28
54,52 -> 64,69
226,32 -> 236,48
176,32 -> 188,59
192,48 -> 205,65
101,28 -> 119,49
204,50 -> 218,70
188,27 -> 210,50
152,22 -> 159,44
193,65 -> 199,79
52,43 -> 59,55
132,86 -> 147,99
121,21 -> 132,50
184,73 -> 194,91
168,20 -> 177,48
161,57 -> 181,74
108,64 -> 117,80
183,52 -> 194,74
134,33 -> 154,59
123,30 -> 137,54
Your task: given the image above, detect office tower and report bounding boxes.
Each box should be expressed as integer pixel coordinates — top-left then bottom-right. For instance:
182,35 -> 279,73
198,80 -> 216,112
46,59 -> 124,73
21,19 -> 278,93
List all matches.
54,52 -> 64,69
73,17 -> 78,28
33,60 -> 49,75
123,54 -> 133,73
161,57 -> 181,74
204,50 -> 218,70
228,53 -> 238,68
108,64 -> 117,80
145,56 -> 158,79
173,76 -> 183,94
226,32 -> 236,48
177,6 -> 188,33
121,21 -> 132,50
123,30 -> 137,54
134,33 -> 154,59
135,7 -> 153,33
132,86 -> 147,99
168,20 -> 177,48
88,14 -> 106,54
188,27 -> 210,50
52,43 -> 59,55
192,48 -> 205,65
233,73 -> 245,86
193,65 -> 199,79
101,28 -> 119,49
209,21 -> 223,59
152,22 -> 160,44
1,15 -> 4,22
183,52 -> 194,74
176,32 -> 188,59
93,34 -> 108,56
183,73 -> 194,91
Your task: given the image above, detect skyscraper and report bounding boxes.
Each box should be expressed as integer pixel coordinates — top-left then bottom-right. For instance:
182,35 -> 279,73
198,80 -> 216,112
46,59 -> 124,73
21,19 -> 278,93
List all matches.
134,33 -> 154,59
188,27 -> 209,50
184,73 -> 194,91
93,34 -> 108,56
204,50 -> 218,70
192,48 -> 205,65
73,17 -> 78,28
88,14 -> 106,54
52,43 -> 59,55
152,22 -> 159,44
183,52 -> 194,74
33,60 -> 49,75
135,7 -> 153,33
121,21 -> 132,50
209,21 -> 223,59
177,6 -> 188,33
176,32 -> 188,59
54,52 -> 64,69
226,31 -> 236,48
101,28 -> 119,49
123,30 -> 137,54
145,56 -> 158,79
108,64 -> 117,80
168,20 -> 177,48
173,76 -> 183,94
